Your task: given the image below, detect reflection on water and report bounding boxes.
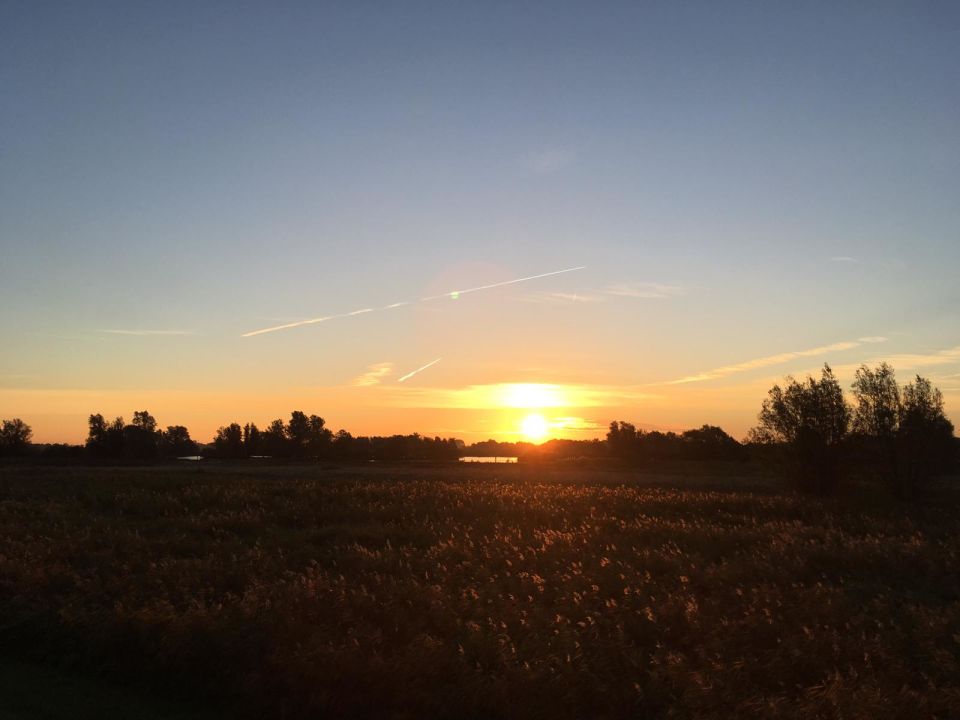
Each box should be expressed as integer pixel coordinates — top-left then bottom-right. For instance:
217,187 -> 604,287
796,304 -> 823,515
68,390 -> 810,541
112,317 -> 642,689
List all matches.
458,456 -> 518,463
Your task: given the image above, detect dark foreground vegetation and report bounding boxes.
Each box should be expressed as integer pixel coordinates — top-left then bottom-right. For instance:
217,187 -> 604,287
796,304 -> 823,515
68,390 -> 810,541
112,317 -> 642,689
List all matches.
1,463 -> 959,719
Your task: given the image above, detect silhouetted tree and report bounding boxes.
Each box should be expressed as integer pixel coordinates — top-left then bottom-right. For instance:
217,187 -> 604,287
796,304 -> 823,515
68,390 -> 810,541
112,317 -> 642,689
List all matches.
243,423 -> 261,455
851,363 -> 900,438
332,429 -> 354,460
107,417 -> 125,457
158,425 -> 198,458
0,418 -> 33,456
213,423 -> 244,459
283,411 -> 332,459
287,411 -> 310,449
898,375 -> 954,492
86,412 -> 157,460
305,415 -> 332,458
681,425 -> 745,461
852,364 -> 955,496
607,421 -> 639,461
851,362 -> 901,486
750,364 -> 850,494
131,410 -> 158,434
261,418 -> 289,457
642,430 -> 683,461
606,421 -> 745,465
86,414 -> 109,458
517,438 -> 607,463
123,410 -> 159,460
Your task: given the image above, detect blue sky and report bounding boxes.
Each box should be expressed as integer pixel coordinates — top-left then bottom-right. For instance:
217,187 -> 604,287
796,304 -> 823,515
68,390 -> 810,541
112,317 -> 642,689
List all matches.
2,2 -> 959,442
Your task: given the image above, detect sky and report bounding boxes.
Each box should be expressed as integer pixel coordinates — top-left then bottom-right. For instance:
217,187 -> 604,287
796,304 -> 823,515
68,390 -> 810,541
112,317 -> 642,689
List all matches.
2,1 -> 959,444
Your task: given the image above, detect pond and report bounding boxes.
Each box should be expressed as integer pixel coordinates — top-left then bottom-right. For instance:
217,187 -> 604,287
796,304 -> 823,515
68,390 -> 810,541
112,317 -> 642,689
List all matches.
458,456 -> 518,463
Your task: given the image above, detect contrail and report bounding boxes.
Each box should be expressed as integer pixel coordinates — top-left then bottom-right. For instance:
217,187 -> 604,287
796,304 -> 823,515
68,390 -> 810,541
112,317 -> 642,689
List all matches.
398,357 -> 442,383
417,266 -> 588,302
242,265 -> 586,337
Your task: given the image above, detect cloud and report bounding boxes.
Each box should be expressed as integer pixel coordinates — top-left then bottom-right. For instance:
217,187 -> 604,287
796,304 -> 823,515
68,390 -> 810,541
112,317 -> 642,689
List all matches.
99,329 -> 197,336
522,281 -> 683,305
853,345 -> 960,372
604,282 -> 683,299
523,148 -> 576,174
549,416 -> 606,432
830,256 -> 860,263
352,363 -> 393,387
521,291 -> 603,305
857,336 -> 888,343
659,337 -> 888,385
381,382 -> 658,409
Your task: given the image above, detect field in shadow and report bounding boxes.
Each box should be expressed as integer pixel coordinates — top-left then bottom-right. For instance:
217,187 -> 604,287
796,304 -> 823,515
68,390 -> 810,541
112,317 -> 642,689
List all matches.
1,463 -> 958,718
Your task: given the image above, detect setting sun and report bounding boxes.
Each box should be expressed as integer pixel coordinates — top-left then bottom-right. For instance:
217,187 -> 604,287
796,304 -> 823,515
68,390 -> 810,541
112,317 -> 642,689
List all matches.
520,413 -> 549,442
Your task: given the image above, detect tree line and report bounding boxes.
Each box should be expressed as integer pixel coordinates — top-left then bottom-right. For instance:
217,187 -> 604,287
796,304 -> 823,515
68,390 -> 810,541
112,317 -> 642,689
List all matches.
605,423 -> 747,464
1,362 -> 955,492
210,412 -> 462,462
84,411 -> 199,460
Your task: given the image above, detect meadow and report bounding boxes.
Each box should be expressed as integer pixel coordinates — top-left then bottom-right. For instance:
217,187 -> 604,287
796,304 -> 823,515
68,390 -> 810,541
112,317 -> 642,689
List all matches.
0,463 -> 958,719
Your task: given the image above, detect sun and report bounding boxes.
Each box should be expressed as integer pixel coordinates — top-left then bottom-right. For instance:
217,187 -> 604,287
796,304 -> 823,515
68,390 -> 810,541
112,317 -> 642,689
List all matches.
520,413 -> 549,442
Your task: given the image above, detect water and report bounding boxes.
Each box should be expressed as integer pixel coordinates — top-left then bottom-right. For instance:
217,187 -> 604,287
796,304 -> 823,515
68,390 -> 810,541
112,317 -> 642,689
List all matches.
458,456 -> 518,463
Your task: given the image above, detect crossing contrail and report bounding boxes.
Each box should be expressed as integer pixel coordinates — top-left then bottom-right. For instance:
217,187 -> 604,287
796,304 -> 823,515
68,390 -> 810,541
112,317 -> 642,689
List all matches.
397,357 -> 442,383
241,265 -> 586,337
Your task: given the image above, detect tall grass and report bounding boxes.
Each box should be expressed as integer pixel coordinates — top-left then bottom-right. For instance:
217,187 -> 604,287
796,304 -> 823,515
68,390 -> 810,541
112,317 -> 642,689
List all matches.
1,464 -> 958,718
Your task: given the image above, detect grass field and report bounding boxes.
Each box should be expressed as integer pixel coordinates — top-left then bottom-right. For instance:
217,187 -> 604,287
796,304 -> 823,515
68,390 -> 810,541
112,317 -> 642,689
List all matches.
1,463 -> 958,719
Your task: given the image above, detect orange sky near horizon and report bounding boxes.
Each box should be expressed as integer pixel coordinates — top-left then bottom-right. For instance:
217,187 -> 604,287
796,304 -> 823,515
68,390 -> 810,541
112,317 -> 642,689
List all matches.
5,365 -> 958,446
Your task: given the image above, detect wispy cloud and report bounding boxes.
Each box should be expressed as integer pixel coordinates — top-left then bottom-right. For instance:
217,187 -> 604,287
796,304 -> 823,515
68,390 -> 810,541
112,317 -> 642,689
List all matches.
849,345 -> 960,372
522,281 -> 683,305
604,282 -> 683,299
521,291 -> 603,305
830,256 -> 860,264
659,337 -> 888,385
352,362 -> 393,387
99,329 -> 197,336
523,148 -> 576,174
550,416 -> 605,432
381,382 -> 658,409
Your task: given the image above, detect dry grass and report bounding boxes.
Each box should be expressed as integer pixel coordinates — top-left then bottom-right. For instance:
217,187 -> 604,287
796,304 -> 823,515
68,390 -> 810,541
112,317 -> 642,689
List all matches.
1,463 -> 958,719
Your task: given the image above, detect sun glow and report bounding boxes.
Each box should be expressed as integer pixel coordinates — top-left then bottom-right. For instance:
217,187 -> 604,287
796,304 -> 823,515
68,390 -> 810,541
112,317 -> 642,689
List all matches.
520,413 -> 549,441
499,383 -> 568,408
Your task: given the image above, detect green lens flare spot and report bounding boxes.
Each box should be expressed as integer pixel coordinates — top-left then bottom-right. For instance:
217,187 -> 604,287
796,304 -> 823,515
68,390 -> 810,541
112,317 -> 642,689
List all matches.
450,291 -> 460,300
